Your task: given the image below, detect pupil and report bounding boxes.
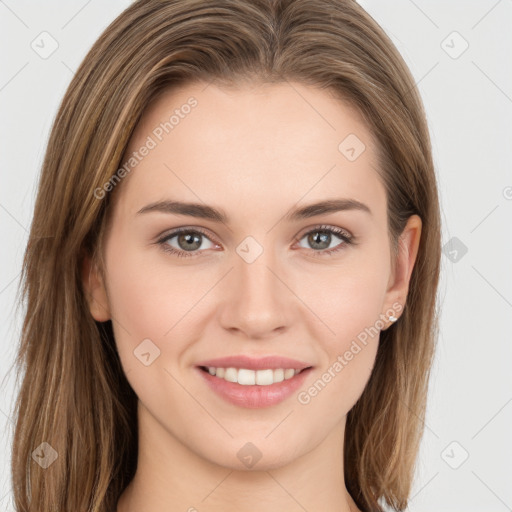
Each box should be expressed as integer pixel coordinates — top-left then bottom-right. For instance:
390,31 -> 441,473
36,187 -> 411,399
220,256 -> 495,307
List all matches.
310,231 -> 329,249
180,233 -> 201,251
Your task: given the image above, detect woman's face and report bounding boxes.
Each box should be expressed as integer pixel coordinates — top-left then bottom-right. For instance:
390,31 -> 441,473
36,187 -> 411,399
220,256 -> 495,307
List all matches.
85,81 -> 420,470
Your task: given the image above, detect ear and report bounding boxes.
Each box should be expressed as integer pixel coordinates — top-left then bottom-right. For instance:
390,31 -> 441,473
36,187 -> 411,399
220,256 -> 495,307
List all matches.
81,253 -> 111,322
382,214 -> 422,325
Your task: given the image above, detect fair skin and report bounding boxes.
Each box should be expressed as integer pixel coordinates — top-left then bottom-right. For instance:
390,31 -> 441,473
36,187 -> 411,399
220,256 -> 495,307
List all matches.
83,81 -> 421,512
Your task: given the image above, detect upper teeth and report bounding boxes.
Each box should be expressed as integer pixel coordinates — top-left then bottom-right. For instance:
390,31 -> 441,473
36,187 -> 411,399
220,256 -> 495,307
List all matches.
206,367 -> 302,386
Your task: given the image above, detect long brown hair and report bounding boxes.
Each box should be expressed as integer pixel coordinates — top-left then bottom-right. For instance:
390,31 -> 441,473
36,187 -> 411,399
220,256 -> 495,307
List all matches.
9,1 -> 441,510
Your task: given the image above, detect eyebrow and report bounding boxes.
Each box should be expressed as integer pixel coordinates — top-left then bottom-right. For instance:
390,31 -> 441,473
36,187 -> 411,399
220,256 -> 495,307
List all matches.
136,198 -> 372,223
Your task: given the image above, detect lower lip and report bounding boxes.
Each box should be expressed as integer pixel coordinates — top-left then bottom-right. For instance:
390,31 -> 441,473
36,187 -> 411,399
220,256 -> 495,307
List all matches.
196,367 -> 313,408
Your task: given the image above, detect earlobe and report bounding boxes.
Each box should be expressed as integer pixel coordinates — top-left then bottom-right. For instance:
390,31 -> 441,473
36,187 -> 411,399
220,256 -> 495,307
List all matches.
383,214 -> 422,323
81,254 -> 111,322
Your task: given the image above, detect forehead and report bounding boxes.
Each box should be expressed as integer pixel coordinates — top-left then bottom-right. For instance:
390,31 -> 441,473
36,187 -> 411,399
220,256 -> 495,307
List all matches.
114,81 -> 386,224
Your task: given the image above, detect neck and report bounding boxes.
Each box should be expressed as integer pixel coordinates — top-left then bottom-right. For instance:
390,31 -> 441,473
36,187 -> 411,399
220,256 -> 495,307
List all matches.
117,402 -> 360,512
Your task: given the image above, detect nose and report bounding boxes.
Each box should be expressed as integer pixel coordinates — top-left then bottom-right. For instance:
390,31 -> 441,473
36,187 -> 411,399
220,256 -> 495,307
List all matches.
217,249 -> 292,340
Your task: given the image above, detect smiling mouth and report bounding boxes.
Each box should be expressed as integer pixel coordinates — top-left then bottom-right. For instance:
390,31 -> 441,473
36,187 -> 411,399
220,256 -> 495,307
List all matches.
198,365 -> 312,386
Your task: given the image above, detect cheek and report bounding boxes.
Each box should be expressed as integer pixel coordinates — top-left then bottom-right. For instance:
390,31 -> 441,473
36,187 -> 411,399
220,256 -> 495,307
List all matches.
296,338 -> 378,437
103,236 -> 203,360
296,266 -> 386,419
293,252 -> 388,409
297,252 -> 390,346
106,262 -> 170,334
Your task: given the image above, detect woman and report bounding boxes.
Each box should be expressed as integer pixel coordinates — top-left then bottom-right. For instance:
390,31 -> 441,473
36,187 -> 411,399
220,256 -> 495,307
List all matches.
11,1 -> 441,511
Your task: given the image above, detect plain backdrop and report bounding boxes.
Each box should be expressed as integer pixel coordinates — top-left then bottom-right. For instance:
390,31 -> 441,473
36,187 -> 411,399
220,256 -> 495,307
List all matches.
0,1 -> 511,511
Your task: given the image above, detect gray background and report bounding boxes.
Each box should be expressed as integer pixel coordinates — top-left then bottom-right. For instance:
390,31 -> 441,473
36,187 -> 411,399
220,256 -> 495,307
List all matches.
1,1 -> 511,511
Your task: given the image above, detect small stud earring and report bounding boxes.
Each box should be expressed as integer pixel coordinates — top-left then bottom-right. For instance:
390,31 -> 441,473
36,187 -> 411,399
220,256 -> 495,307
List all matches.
388,315 -> 397,322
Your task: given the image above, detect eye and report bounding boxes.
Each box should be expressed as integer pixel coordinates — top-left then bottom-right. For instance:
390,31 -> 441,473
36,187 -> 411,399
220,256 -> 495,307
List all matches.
157,227 -> 218,258
295,225 -> 354,257
156,224 -> 354,259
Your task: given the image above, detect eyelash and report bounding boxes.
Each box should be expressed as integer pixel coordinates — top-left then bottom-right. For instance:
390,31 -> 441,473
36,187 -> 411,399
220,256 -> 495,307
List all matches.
156,224 -> 354,259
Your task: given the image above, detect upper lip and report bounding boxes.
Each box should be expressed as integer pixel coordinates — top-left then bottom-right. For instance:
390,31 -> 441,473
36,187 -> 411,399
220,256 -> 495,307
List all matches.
196,355 -> 313,371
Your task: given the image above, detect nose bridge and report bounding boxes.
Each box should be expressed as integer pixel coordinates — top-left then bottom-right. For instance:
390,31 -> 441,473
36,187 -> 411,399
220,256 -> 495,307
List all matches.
238,250 -> 279,302
218,236 -> 291,337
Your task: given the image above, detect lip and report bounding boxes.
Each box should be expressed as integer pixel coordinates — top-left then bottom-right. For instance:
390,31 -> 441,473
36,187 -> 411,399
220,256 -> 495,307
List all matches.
196,366 -> 313,408
195,355 -> 312,371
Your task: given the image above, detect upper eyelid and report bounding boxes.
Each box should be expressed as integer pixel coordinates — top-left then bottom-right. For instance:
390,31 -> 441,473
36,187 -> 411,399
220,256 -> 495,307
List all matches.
158,226 -> 219,244
298,224 -> 352,239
